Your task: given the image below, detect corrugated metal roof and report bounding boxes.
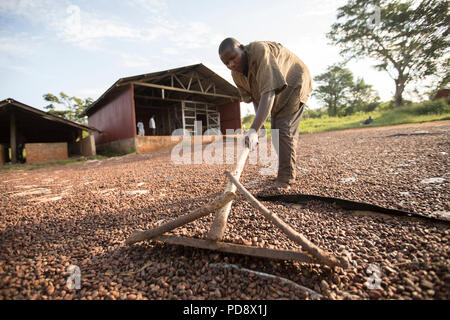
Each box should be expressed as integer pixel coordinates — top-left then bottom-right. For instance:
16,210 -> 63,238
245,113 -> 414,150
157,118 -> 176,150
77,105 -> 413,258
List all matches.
0,98 -> 101,133
83,63 -> 240,116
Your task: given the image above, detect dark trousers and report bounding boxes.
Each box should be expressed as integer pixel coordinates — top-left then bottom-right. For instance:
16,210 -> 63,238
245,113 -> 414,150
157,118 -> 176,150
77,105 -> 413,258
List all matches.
271,103 -> 304,183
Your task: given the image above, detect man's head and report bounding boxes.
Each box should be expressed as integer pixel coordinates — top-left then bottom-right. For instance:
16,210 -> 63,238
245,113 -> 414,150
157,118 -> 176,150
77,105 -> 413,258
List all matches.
219,37 -> 247,74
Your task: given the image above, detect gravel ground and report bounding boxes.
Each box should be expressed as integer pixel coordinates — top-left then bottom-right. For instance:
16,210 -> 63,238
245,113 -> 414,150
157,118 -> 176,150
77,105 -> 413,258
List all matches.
0,121 -> 449,300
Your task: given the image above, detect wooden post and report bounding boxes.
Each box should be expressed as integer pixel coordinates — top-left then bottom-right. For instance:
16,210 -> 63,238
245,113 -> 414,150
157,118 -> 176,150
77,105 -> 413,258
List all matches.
207,145 -> 250,241
153,235 -> 315,263
225,171 -> 350,269
10,111 -> 17,164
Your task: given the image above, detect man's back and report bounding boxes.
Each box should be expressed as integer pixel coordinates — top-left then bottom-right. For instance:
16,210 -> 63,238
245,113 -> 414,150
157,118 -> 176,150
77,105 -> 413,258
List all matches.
231,41 -> 312,118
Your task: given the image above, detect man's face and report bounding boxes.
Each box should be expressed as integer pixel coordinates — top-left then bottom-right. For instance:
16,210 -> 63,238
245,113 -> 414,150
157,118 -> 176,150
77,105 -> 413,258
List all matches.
220,46 -> 246,74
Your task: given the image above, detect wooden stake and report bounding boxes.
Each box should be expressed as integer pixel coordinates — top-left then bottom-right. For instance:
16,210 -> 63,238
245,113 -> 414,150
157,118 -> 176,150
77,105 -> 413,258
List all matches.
153,235 -> 315,263
224,171 -> 349,269
207,145 -> 250,241
126,191 -> 236,245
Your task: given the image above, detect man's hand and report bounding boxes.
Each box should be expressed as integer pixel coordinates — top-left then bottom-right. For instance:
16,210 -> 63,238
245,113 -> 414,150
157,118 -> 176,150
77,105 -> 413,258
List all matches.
244,130 -> 258,151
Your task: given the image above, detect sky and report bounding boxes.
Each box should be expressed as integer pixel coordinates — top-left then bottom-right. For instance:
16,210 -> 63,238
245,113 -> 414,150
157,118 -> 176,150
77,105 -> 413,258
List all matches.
0,0 -> 400,116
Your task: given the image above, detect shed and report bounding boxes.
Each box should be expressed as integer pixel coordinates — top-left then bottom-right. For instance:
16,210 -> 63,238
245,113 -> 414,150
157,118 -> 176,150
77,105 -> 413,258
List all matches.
82,63 -> 242,154
0,98 -> 100,165
433,88 -> 450,100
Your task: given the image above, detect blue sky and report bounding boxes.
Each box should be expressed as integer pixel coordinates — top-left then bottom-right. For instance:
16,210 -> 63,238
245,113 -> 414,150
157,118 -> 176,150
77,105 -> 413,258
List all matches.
0,0 -> 398,115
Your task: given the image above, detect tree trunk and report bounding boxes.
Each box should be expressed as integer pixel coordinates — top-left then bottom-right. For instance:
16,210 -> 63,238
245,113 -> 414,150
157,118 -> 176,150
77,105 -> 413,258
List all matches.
394,79 -> 405,107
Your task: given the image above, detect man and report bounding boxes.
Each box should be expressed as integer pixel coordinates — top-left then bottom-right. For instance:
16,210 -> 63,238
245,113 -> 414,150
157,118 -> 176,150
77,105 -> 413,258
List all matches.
137,121 -> 145,136
219,38 -> 312,189
362,116 -> 373,125
149,115 -> 156,136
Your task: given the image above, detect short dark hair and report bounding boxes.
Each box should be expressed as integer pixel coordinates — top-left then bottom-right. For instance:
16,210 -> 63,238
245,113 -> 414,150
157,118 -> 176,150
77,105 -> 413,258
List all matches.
218,37 -> 241,55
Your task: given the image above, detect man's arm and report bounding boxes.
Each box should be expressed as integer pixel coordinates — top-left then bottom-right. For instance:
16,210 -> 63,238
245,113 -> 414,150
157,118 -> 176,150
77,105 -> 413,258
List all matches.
250,90 -> 275,132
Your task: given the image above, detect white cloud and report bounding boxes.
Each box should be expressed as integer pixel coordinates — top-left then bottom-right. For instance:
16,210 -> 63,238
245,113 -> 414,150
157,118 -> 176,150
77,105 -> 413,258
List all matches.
168,21 -> 223,49
0,33 -> 44,74
127,0 -> 168,15
54,5 -> 145,49
119,53 -> 153,69
0,35 -> 31,56
1,1 -> 223,58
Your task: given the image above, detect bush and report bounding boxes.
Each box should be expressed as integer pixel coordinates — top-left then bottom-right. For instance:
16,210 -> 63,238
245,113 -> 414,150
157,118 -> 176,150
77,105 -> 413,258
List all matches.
406,97 -> 450,116
362,101 -> 380,112
339,105 -> 355,116
377,100 -> 395,111
303,108 -> 325,119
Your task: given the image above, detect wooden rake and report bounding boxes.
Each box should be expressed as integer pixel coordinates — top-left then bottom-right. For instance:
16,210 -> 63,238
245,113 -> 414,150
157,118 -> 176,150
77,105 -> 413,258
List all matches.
126,146 -> 350,269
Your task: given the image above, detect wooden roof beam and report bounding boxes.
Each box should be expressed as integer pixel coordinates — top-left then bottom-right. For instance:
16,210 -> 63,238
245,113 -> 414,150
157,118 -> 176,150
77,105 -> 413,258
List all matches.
131,81 -> 239,101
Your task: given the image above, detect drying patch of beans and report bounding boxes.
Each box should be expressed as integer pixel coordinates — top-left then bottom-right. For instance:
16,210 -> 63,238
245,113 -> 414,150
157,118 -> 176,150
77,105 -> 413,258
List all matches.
0,121 -> 449,300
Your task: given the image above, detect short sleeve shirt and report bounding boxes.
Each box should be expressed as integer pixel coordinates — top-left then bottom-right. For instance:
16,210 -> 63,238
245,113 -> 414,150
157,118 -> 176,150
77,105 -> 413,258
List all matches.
149,118 -> 156,129
231,41 -> 312,118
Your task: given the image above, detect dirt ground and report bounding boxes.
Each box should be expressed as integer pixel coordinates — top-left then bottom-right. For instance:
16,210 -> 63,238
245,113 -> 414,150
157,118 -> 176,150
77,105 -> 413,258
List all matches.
0,121 -> 449,300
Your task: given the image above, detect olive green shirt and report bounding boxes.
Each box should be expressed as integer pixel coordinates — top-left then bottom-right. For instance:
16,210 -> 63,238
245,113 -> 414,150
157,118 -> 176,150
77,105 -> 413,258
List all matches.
231,41 -> 312,118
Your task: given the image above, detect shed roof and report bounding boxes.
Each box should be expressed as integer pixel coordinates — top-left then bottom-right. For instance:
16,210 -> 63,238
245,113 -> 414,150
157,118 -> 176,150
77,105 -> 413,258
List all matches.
83,63 -> 241,116
0,98 -> 101,133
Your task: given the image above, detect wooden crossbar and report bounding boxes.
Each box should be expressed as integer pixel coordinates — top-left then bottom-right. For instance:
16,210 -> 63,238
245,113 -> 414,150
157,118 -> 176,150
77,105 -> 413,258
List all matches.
153,235 -> 315,263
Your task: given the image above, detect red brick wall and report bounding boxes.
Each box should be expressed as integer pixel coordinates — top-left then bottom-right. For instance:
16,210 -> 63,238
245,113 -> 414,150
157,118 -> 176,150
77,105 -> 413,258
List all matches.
25,143 -> 68,164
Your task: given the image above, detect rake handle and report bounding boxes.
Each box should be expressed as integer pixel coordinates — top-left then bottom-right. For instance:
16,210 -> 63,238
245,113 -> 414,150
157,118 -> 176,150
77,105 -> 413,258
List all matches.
126,191 -> 237,245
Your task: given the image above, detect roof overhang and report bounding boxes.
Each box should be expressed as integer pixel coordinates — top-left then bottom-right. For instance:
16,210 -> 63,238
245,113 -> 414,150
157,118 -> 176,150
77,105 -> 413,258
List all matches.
0,98 -> 102,133
82,63 -> 241,117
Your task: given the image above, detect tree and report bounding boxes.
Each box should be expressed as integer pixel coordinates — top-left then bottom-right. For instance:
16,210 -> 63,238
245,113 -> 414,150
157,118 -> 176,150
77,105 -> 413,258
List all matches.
313,64 -> 354,116
327,0 -> 450,107
43,92 -> 93,124
350,77 -> 380,112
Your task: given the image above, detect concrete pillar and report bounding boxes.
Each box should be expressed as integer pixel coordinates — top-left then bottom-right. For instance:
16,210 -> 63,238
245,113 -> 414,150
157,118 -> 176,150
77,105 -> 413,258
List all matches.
10,111 -> 17,164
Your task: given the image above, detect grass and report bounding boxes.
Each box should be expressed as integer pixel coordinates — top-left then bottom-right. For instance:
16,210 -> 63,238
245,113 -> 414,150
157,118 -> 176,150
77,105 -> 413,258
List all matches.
299,109 -> 450,135
242,98 -> 450,135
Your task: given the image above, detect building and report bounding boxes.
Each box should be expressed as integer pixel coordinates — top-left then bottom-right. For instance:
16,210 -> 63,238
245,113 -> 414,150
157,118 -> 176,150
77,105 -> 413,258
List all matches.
433,88 -> 450,100
82,63 -> 242,154
0,98 -> 100,165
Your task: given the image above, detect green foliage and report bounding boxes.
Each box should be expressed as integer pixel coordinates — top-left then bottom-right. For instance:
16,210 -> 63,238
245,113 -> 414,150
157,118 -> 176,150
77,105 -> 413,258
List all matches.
299,97 -> 450,134
349,77 -> 380,112
313,63 -> 355,116
303,108 -> 326,119
327,0 -> 450,107
404,97 -> 450,116
313,64 -> 381,116
43,92 -> 93,124
241,114 -> 255,130
378,100 -> 395,111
